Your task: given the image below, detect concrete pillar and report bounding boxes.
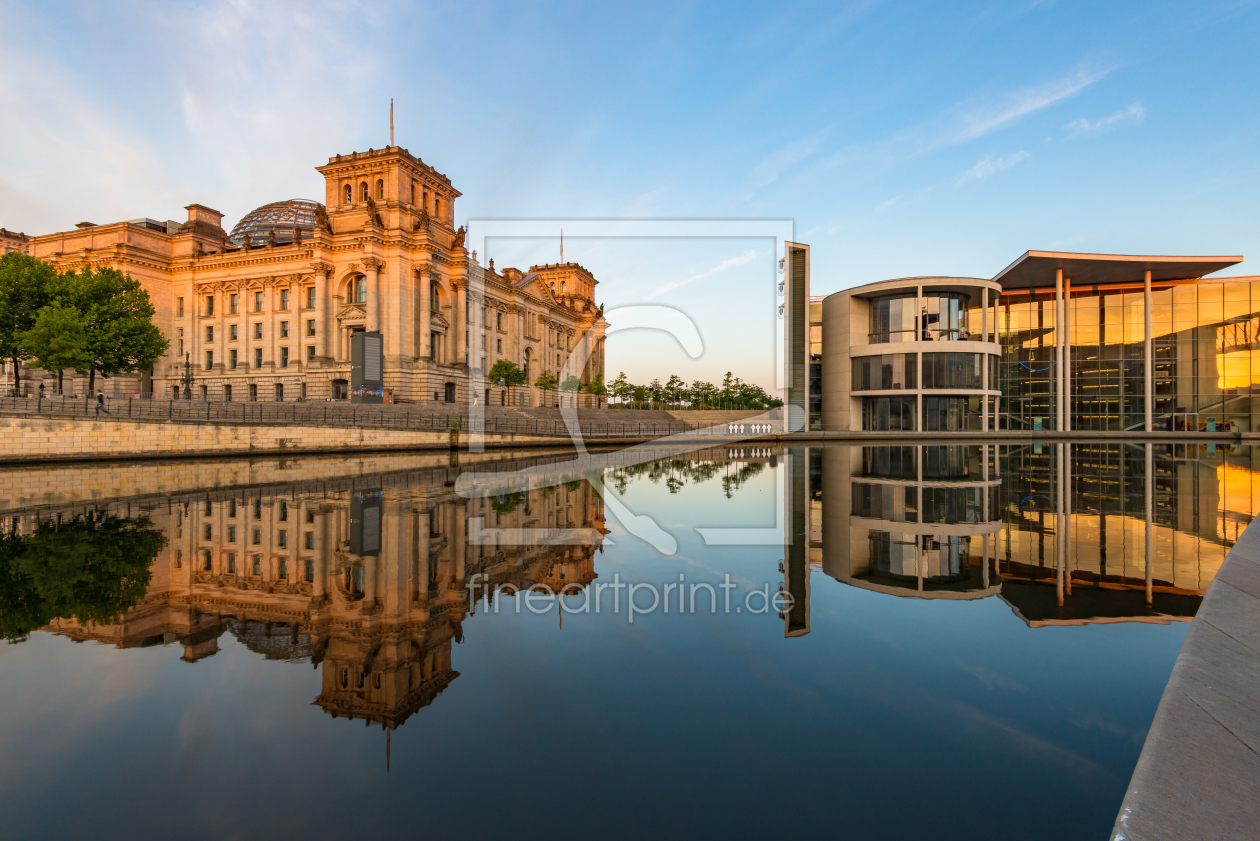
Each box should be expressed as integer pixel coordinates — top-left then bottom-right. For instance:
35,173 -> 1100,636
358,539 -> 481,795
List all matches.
915,284 -> 923,432
1056,443 -> 1065,607
1064,276 -> 1072,432
1144,269 -> 1154,431
1055,269 -> 1064,431
365,258 -> 381,333
1145,443 -> 1154,605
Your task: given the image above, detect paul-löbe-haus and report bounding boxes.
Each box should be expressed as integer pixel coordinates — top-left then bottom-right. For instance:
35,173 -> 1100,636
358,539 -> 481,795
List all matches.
19,146 -> 608,404
815,251 -> 1260,432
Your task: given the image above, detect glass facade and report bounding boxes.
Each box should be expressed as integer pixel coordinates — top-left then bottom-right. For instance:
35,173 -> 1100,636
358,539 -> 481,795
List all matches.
868,295 -> 917,343
868,292 -> 973,343
861,396 -> 916,430
852,353 -> 916,390
809,300 -> 822,429
998,279 -> 1260,432
922,395 -> 991,431
921,352 -> 983,389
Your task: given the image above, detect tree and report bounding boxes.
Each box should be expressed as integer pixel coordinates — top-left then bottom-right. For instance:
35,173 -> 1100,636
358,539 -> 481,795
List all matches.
54,266 -> 169,394
609,372 -> 633,404
648,378 -> 662,407
18,304 -> 92,394
585,372 -> 606,395
690,380 -> 717,409
0,252 -> 56,393
663,374 -> 686,408
560,374 -> 581,392
534,371 -> 558,390
487,359 -> 527,387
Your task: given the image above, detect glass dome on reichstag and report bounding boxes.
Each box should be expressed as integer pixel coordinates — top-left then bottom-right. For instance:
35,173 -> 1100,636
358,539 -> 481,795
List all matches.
229,198 -> 323,246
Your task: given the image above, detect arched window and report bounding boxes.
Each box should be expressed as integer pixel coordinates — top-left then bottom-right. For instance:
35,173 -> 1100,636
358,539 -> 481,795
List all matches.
410,182 -> 416,204
523,347 -> 531,382
561,281 -> 566,294
375,179 -> 384,199
359,182 -> 369,202
435,197 -> 442,220
430,283 -> 440,312
550,282 -> 556,294
343,184 -> 352,204
354,277 -> 366,304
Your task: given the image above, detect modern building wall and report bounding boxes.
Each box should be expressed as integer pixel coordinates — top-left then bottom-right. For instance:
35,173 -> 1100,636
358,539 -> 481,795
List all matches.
821,277 -> 1002,431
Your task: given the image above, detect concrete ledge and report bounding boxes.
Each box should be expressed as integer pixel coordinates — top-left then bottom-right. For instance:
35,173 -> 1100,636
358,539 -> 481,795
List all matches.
1112,515 -> 1260,840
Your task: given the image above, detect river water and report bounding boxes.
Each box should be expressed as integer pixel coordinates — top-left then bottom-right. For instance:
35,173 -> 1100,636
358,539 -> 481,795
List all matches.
0,442 -> 1251,840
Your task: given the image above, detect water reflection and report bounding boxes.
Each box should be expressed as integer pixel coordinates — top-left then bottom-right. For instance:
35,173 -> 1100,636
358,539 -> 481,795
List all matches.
811,442 -> 1259,627
4,452 -> 604,730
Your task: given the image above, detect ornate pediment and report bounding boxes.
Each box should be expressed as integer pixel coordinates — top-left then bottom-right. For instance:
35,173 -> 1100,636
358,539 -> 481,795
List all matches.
337,303 -> 366,322
430,310 -> 449,330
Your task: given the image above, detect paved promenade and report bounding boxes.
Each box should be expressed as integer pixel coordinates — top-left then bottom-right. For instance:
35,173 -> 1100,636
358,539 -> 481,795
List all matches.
1111,513 -> 1260,840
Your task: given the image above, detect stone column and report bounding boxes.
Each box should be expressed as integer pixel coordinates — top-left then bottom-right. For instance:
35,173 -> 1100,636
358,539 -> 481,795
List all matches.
314,262 -> 332,359
364,257 -> 382,333
455,281 -> 468,367
267,281 -> 277,374
418,264 -> 431,360
1055,269 -> 1064,431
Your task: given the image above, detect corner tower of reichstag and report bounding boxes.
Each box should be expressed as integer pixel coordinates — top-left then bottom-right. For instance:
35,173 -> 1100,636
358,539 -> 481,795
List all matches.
18,146 -> 608,403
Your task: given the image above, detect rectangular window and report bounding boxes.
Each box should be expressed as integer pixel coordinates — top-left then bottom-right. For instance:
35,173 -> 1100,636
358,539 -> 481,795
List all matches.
279,501 -> 287,521
280,321 -> 289,338
307,346 -> 315,361
278,559 -> 288,579
253,322 -> 262,339
305,287 -> 315,309
305,560 -> 314,582
230,293 -> 238,314
252,555 -> 261,576
178,339 -> 184,357
255,290 -> 264,312
280,347 -> 289,368
203,523 -> 212,540
254,348 -> 262,368
253,499 -> 261,519
851,354 -> 916,391
176,297 -> 184,317
278,530 -> 287,548
497,338 -> 502,352
249,383 -> 257,401
224,384 -> 232,401
228,499 -> 237,518
227,552 -> 236,574
921,353 -> 984,390
229,349 -> 237,369
229,324 -> 238,341
227,525 -> 236,543
861,396 -> 918,431
306,510 -> 315,524
205,326 -> 213,342
252,528 -> 261,545
205,295 -> 214,316
306,319 -> 315,337
304,531 -> 314,549
204,350 -> 213,370
280,289 -> 290,310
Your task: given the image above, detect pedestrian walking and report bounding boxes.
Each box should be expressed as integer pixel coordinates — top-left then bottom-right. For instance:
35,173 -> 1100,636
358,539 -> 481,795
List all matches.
96,392 -> 109,416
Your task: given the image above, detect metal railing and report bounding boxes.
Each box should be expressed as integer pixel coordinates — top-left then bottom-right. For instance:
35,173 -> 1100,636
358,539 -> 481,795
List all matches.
0,395 -> 772,440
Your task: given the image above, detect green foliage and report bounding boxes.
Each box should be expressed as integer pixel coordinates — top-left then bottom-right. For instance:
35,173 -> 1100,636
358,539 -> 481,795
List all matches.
0,252 -> 56,387
17,304 -> 92,392
607,369 -> 783,409
0,514 -> 164,643
534,371 -> 558,390
54,266 -> 169,389
487,359 -> 527,387
585,372 -> 606,395
560,374 -> 581,392
563,479 -> 583,492
489,491 -> 526,515
608,372 -> 632,401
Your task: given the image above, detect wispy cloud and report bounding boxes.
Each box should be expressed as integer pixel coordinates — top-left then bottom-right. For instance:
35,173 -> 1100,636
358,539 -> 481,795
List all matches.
646,249 -> 763,299
957,150 -> 1030,183
954,68 -> 1109,142
747,132 -> 826,191
1065,102 -> 1146,135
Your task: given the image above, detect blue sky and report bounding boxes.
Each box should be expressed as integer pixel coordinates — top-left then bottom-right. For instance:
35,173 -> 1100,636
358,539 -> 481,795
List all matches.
2,0 -> 1258,390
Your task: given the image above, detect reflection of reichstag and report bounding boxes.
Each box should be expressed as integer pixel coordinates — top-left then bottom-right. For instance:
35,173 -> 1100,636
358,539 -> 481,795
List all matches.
7,454 -> 605,731
811,443 -> 1260,626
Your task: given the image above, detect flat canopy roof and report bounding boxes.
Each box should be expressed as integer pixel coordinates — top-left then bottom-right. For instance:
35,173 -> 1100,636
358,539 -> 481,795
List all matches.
992,251 -> 1243,290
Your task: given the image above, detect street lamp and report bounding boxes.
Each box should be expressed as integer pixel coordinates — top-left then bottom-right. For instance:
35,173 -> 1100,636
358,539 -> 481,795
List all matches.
181,352 -> 193,400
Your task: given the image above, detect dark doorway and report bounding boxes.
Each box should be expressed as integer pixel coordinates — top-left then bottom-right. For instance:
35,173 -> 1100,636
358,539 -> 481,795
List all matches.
332,379 -> 348,400
444,382 -> 455,403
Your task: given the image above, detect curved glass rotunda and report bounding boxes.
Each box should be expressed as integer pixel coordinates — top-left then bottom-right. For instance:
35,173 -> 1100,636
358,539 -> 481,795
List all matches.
229,198 -> 323,246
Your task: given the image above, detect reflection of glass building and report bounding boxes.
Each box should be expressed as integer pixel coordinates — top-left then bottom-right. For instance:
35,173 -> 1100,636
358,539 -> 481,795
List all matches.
811,441 -> 1260,626
813,251 -> 1258,431
821,445 -> 1003,599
